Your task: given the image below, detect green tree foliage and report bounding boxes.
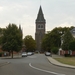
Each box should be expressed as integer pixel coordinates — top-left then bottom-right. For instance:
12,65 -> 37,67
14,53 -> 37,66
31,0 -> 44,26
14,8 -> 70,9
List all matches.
24,35 -> 36,52
42,31 -> 61,52
50,29 -> 61,48
69,40 -> 75,51
42,26 -> 74,52
62,30 -> 74,50
51,27 -> 68,36
42,34 -> 51,51
2,24 -> 23,58
52,47 -> 59,54
69,26 -> 75,30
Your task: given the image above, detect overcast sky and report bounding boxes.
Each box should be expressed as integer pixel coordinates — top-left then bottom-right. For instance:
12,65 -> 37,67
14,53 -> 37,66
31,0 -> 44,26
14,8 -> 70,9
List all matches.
0,0 -> 75,39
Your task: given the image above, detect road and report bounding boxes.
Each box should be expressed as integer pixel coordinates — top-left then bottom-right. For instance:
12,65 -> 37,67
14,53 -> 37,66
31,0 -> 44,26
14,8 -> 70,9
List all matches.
0,54 -> 75,75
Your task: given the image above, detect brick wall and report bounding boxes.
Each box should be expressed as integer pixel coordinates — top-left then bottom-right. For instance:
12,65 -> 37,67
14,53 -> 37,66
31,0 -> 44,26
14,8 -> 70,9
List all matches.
59,50 -> 75,56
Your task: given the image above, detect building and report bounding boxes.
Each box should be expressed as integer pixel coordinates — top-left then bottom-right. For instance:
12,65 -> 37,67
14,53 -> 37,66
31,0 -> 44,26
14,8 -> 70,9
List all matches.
35,6 -> 46,52
19,24 -> 23,38
59,28 -> 75,56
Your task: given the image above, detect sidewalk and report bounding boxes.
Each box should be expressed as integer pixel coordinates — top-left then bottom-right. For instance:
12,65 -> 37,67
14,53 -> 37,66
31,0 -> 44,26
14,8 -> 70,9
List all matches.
47,57 -> 75,69
0,55 -> 21,67
0,55 -> 22,59
0,54 -> 21,67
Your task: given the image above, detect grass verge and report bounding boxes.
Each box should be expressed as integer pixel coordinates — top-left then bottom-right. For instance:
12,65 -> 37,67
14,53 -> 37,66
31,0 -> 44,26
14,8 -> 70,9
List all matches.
54,57 -> 75,66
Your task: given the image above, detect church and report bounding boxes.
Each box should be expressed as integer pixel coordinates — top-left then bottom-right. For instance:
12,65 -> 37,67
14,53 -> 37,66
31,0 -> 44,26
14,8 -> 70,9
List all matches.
35,6 -> 46,52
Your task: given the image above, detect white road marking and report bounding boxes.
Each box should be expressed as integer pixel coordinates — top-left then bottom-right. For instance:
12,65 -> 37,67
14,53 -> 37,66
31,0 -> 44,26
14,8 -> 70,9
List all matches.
29,63 -> 65,75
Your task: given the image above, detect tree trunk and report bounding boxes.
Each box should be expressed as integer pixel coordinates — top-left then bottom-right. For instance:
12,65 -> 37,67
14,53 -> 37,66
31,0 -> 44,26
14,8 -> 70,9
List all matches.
8,51 -> 11,56
11,50 -> 13,58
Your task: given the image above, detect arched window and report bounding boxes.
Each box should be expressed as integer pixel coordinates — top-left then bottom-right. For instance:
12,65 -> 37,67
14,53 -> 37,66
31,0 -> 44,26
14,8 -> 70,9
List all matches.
41,25 -> 43,28
38,25 -> 40,28
38,24 -> 43,29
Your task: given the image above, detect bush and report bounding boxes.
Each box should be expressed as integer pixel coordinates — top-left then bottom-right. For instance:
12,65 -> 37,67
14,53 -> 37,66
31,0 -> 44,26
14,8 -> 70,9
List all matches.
52,47 -> 59,54
0,52 -> 3,57
64,54 -> 71,57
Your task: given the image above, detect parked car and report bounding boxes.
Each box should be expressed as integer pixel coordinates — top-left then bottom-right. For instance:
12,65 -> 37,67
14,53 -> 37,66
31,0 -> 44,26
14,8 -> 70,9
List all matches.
45,52 -> 51,56
32,52 -> 34,55
27,52 -> 33,56
22,52 -> 27,57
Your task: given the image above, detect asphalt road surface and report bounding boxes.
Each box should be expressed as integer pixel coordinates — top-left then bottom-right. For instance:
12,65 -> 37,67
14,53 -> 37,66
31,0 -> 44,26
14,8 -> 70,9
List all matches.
0,54 -> 75,75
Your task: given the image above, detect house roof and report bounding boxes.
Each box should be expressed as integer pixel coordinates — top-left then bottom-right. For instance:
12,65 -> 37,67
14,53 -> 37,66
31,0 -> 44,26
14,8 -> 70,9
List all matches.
70,27 -> 75,35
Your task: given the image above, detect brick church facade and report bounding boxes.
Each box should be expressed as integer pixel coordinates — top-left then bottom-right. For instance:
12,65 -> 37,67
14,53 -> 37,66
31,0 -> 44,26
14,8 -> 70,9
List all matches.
35,6 -> 46,52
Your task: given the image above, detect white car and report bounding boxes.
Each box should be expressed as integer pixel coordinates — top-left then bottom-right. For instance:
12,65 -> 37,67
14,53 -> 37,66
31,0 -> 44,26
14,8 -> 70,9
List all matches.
45,52 -> 51,56
22,52 -> 27,57
27,52 -> 33,56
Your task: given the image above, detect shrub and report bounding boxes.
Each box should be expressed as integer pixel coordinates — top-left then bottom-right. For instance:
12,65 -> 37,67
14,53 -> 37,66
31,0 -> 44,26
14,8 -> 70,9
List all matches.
52,47 -> 59,54
64,54 -> 71,57
0,52 -> 3,57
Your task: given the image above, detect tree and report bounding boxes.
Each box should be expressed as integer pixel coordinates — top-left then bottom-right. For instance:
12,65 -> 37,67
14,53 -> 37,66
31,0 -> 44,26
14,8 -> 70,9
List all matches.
51,47 -> 59,54
69,40 -> 75,51
62,30 -> 74,50
24,35 -> 36,52
42,34 -> 51,51
2,24 -> 23,58
42,26 -> 74,52
42,31 -> 61,52
49,31 -> 61,48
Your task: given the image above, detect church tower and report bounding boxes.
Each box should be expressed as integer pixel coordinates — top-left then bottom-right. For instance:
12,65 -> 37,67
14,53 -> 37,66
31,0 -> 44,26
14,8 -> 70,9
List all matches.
35,6 -> 46,52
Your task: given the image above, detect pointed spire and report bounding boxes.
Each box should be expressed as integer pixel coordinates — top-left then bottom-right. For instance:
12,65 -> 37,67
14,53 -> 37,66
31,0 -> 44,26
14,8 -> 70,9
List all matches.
19,24 -> 23,38
19,24 -> 21,31
19,24 -> 21,28
36,6 -> 45,22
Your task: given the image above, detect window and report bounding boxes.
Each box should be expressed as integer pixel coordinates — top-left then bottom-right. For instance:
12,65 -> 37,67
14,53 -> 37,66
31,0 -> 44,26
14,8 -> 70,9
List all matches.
38,24 -> 44,29
38,25 -> 40,28
41,25 -> 43,28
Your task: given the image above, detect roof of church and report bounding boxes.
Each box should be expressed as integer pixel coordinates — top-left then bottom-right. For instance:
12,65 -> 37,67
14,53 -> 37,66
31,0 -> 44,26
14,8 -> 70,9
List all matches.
36,6 -> 45,22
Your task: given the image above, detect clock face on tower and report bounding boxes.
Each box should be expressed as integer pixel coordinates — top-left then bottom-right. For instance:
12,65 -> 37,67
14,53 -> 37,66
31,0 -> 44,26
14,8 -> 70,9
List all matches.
37,24 -> 44,29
